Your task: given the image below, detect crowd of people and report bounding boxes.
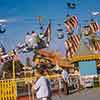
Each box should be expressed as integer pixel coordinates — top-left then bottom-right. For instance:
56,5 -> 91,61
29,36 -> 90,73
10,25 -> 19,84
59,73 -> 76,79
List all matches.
16,30 -> 48,53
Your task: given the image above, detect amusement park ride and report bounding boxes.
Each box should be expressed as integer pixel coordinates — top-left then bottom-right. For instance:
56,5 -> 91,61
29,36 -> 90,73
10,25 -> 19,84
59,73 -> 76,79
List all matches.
0,19 -> 7,34
1,1 -> 100,100
0,7 -> 100,72
0,0 -> 100,73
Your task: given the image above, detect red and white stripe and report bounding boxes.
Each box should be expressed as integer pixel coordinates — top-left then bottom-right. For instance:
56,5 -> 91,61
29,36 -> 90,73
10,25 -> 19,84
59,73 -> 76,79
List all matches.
0,50 -> 17,64
96,40 -> 100,51
70,16 -> 78,28
89,21 -> 99,33
71,34 -> 80,49
64,15 -> 78,33
0,54 -> 14,64
65,34 -> 80,57
64,22 -> 72,33
65,40 -> 74,57
69,37 -> 76,53
86,40 -> 100,53
93,40 -> 100,52
84,21 -> 100,36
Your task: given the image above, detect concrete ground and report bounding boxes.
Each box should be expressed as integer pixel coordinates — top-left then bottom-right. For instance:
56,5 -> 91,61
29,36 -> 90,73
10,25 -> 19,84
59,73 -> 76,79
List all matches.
52,88 -> 100,100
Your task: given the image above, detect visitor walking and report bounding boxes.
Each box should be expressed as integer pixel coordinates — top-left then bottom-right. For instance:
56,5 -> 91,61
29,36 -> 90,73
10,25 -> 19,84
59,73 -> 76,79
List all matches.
32,66 -> 52,100
61,69 -> 69,95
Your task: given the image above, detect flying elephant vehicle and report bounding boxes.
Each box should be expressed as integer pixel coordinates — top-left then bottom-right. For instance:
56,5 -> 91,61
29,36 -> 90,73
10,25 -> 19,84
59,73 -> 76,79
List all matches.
0,19 -> 7,34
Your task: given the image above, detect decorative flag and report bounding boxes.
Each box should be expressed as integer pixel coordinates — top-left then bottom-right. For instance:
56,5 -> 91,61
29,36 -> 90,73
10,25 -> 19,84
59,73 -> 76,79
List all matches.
44,21 -> 51,45
89,21 -> 99,33
0,50 -> 18,64
84,21 -> 99,36
85,39 -> 100,53
64,21 -> 73,33
0,54 -> 13,64
65,34 -> 80,57
64,16 -> 78,33
65,39 -> 74,57
96,40 -> 100,51
92,40 -> 100,52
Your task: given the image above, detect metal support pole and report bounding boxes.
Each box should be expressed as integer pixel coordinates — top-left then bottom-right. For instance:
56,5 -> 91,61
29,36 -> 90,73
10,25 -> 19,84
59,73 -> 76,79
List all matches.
12,60 -> 16,79
28,83 -> 31,100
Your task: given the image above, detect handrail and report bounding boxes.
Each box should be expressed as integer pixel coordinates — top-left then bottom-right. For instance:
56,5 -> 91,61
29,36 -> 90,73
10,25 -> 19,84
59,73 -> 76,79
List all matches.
69,54 -> 100,63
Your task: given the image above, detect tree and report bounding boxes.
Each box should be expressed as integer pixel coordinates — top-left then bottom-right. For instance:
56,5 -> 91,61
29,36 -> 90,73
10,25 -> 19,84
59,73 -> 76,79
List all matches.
2,60 -> 24,78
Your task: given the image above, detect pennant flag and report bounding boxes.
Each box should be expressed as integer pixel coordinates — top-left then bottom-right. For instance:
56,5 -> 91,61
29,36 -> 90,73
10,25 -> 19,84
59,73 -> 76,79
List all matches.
84,21 -> 99,36
92,40 -> 100,52
65,34 -> 80,57
64,21 -> 73,33
96,40 -> 100,51
70,34 -> 80,50
89,21 -> 99,33
0,49 -> 18,64
84,39 -> 100,53
64,16 -> 78,33
65,39 -> 74,57
44,21 -> 51,45
0,54 -> 14,64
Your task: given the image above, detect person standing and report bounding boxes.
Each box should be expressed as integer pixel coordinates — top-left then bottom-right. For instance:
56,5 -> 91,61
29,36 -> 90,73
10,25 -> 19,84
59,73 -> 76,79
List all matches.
61,69 -> 69,95
32,67 -> 52,100
25,31 -> 38,49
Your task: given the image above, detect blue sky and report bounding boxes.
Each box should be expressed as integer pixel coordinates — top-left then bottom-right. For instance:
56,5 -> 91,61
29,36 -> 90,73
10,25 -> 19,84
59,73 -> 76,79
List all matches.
0,0 -> 100,74
79,61 -> 97,75
0,0 -> 100,51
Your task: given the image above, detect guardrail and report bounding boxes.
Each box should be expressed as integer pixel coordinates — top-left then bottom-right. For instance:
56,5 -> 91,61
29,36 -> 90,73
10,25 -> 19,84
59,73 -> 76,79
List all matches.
0,75 -> 61,100
0,79 -> 17,100
0,74 -> 89,100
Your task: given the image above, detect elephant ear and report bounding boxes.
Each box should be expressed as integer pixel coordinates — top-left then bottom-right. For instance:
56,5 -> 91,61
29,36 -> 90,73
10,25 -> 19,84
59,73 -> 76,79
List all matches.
67,2 -> 76,9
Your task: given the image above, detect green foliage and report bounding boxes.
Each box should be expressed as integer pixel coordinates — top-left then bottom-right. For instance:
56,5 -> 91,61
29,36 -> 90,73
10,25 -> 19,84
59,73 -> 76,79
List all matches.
2,60 -> 24,75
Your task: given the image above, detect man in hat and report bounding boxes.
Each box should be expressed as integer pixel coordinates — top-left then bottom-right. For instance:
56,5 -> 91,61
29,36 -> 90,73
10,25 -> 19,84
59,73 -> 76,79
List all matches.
32,66 -> 52,100
61,69 -> 69,95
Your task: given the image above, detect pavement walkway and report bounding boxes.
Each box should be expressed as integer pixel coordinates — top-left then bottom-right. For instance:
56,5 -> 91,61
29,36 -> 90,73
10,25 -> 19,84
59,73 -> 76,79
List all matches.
52,88 -> 100,100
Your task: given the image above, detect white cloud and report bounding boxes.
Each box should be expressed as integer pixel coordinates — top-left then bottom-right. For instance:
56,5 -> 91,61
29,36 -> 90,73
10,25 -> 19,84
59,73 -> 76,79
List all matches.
0,19 -> 8,23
